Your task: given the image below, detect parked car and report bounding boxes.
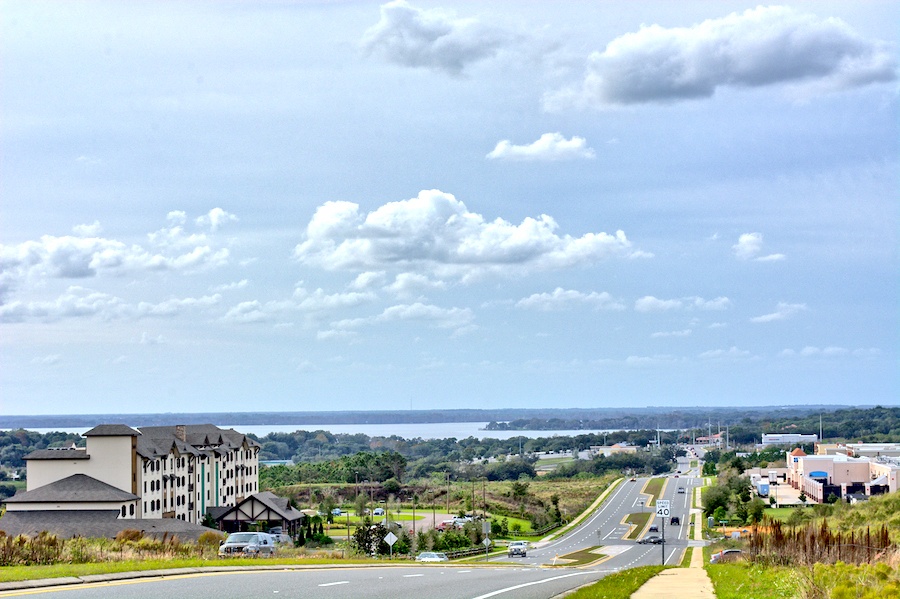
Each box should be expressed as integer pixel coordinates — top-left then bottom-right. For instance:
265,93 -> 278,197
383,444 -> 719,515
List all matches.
710,549 -> 742,563
373,507 -> 385,516
507,540 -> 528,557
271,533 -> 293,545
332,508 -> 342,516
638,535 -> 663,544
415,551 -> 449,562
218,532 -> 276,558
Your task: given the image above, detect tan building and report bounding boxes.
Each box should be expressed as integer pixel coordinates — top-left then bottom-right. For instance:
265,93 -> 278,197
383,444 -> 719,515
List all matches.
10,424 -> 260,524
786,446 -> 900,503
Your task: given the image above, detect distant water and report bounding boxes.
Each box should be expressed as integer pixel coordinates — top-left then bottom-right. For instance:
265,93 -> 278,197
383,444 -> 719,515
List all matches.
19,422 -> 617,441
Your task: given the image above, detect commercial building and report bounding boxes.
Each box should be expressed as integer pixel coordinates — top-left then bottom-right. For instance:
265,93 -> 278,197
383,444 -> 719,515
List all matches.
4,424 -> 260,524
785,445 -> 900,503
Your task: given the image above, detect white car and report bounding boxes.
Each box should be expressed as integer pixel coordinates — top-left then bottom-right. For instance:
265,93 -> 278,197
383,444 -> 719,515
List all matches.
218,532 -> 276,558
507,540 -> 528,557
415,551 -> 449,562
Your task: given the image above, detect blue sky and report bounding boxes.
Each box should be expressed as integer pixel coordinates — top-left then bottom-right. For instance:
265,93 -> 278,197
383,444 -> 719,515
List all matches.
1,1 -> 897,415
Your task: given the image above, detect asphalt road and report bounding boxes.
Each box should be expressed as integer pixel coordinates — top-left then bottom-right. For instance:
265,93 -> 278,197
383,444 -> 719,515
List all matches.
0,472 -> 706,599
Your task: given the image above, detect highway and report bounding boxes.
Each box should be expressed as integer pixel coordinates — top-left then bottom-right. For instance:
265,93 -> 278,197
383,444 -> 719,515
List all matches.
0,469 -> 705,599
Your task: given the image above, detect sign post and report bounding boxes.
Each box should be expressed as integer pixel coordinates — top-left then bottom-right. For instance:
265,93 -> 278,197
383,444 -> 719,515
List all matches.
482,537 -> 491,561
656,500 -> 670,566
384,531 -> 397,559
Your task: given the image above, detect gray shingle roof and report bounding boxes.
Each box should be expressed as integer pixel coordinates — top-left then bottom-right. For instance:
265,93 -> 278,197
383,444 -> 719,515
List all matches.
24,448 -> 89,460
0,510 -> 214,541
4,474 -> 138,503
83,424 -> 140,437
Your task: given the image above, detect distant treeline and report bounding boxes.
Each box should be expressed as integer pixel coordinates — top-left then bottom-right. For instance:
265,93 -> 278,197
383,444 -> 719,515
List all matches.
0,404 -> 853,429
250,429 -> 669,464
0,429 -> 83,469
487,406 -> 900,443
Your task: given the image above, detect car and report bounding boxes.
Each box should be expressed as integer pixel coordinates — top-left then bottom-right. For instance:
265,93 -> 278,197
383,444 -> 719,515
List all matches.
218,532 -> 276,558
710,549 -> 742,563
373,507 -> 385,516
271,533 -> 293,545
629,477 -> 637,481
507,540 -> 528,557
677,487 -> 686,494
648,524 -> 659,533
332,508 -> 342,516
415,551 -> 449,562
638,535 -> 663,544
670,516 -> 680,525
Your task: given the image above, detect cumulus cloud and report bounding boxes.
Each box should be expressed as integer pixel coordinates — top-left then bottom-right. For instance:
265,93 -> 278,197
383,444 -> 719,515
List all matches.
386,272 -> 448,299
0,287 -> 221,323
349,271 -> 387,291
220,286 -> 375,325
72,221 -> 102,237
487,133 -> 596,161
328,302 -> 474,332
211,279 -> 249,292
651,329 -> 692,338
195,208 -> 238,232
699,346 -> 752,359
751,302 -> 807,323
733,232 -> 785,261
0,213 -> 232,304
545,5 -> 897,109
635,295 -> 731,312
516,288 -> 624,311
294,190 -> 639,280
780,346 -> 856,358
361,0 -> 513,75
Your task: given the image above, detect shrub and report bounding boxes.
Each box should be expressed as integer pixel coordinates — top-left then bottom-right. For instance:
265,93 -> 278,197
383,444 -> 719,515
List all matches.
115,529 -> 143,543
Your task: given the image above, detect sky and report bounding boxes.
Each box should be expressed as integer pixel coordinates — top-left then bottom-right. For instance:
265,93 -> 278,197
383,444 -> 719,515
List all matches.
1,1 -> 897,416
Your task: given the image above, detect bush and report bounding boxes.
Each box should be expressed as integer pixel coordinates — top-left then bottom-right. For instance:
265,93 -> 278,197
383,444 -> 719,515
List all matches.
115,529 -> 143,543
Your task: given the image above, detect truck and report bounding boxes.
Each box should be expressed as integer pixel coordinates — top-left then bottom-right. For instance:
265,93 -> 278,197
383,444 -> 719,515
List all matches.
755,481 -> 770,498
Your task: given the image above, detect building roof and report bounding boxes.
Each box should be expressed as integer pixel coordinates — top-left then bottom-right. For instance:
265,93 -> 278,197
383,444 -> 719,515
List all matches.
4,474 -> 138,504
135,424 -> 260,461
0,510 -> 214,541
214,492 -> 304,524
790,448 -> 807,456
24,448 -> 89,460
83,424 -> 140,437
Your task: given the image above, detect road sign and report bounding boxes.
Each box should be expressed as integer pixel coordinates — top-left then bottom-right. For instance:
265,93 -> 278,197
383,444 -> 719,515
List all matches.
482,537 -> 491,547
384,532 -> 398,546
656,500 -> 670,518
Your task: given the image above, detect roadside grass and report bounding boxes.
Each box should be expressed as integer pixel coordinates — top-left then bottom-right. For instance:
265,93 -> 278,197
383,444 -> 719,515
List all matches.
546,546 -> 606,567
624,512 -> 652,539
0,556 -> 373,583
542,476 -> 621,542
563,566 -> 666,599
763,506 -> 810,522
679,546 -> 692,566
706,562 -> 801,599
641,478 -> 664,505
535,457 -> 575,467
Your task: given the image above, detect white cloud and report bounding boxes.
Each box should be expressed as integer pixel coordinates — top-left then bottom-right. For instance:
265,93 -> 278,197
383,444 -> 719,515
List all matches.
139,332 -> 166,345
635,296 -> 683,312
487,133 -> 596,161
348,271 -> 386,291
30,354 -> 61,365
751,302 -> 807,323
220,286 -> 375,325
72,221 -> 102,237
733,232 -> 785,262
386,272 -> 448,299
294,190 -> 638,279
361,0 -> 513,75
781,346 -> 854,357
546,6 -> 896,109
699,346 -> 751,359
651,329 -> 692,338
516,288 -> 624,311
328,302 -> 474,332
211,279 -> 249,292
0,287 -> 221,323
195,207 -> 238,232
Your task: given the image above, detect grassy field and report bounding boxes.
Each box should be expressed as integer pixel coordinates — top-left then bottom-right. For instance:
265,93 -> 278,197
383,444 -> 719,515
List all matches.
706,562 -> 801,599
564,566 -> 666,599
642,478 -> 664,505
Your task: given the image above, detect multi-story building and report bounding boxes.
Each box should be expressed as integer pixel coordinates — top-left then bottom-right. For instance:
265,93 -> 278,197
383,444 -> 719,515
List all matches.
8,424 -> 259,524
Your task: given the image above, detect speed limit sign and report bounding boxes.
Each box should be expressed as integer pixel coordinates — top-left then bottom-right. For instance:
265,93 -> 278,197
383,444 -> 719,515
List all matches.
656,500 -> 670,518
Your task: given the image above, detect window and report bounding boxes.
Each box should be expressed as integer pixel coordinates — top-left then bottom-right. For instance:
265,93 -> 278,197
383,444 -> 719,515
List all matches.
129,504 -> 135,516
121,506 -> 126,517
143,501 -> 147,512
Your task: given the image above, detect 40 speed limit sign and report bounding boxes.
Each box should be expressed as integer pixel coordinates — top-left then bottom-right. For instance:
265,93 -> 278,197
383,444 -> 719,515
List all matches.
655,500 -> 670,518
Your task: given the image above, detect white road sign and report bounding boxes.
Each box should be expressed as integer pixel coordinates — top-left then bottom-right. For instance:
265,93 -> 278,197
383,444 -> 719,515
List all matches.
384,532 -> 398,546
655,500 -> 670,518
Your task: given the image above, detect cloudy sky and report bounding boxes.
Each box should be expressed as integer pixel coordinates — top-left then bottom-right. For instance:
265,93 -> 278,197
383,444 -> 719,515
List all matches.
2,1 -> 897,416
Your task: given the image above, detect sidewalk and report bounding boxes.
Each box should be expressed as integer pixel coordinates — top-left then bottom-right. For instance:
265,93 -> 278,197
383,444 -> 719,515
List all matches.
631,489 -> 716,598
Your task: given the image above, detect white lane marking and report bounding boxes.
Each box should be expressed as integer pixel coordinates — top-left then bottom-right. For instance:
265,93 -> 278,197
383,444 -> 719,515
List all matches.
318,581 -> 349,587
457,570 -> 472,573
403,574 -> 425,578
469,571 -> 593,599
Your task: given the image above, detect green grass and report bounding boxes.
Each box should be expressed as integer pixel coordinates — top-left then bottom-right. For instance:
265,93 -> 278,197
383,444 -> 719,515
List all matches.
0,556 -> 375,583
763,506 -> 809,522
624,512 -> 652,539
642,478 -> 664,504
564,566 -> 666,599
706,562 -> 801,599
546,546 -> 606,567
679,546 -> 692,566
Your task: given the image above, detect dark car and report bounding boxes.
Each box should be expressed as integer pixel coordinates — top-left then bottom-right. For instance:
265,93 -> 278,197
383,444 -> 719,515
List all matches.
670,516 -> 680,525
638,535 -> 663,544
